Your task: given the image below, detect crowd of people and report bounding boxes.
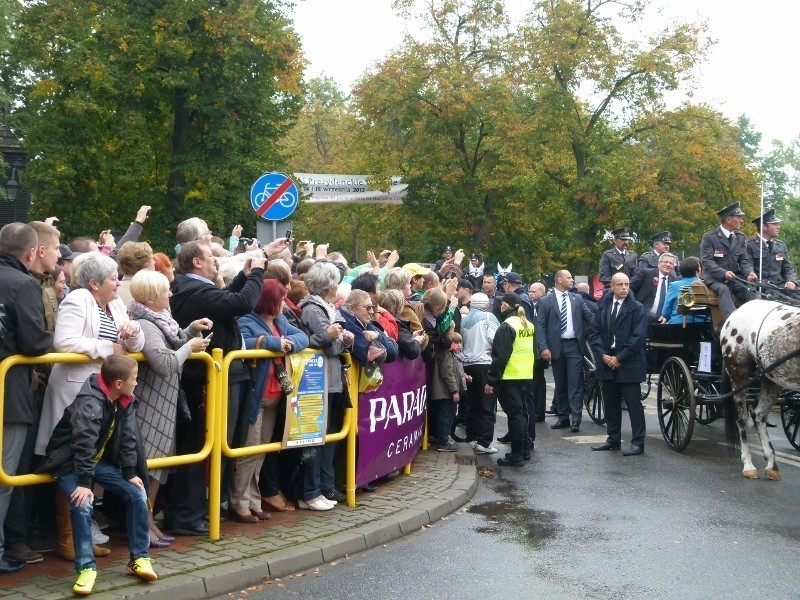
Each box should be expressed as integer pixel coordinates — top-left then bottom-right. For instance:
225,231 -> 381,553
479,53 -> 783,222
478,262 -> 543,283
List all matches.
0,199 -> 794,594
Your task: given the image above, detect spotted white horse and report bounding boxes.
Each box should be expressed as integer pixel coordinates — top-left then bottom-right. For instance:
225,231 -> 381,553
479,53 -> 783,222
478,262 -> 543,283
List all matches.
721,299 -> 800,480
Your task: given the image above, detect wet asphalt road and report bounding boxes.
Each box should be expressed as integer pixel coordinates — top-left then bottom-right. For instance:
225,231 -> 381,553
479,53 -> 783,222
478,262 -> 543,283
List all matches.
222,396 -> 800,600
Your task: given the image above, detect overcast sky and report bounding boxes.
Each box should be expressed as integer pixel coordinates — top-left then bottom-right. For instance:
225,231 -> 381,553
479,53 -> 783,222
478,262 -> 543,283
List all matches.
291,0 -> 800,149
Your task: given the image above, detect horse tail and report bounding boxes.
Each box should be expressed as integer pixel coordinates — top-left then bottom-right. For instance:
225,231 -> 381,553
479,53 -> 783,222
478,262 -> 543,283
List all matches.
721,369 -> 741,453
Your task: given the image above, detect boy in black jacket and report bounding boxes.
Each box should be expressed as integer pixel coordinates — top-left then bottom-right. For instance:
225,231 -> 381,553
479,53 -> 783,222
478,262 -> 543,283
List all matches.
40,355 -> 156,595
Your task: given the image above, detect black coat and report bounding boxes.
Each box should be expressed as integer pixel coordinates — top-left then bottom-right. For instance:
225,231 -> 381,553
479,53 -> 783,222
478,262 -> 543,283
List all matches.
0,253 -> 52,424
589,294 -> 647,383
170,269 -> 264,379
395,317 -> 421,360
39,374 -> 147,487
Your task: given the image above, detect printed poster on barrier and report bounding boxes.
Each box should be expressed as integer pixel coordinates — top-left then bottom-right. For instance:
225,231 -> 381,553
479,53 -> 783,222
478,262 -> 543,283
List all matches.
283,352 -> 327,448
357,357 -> 427,487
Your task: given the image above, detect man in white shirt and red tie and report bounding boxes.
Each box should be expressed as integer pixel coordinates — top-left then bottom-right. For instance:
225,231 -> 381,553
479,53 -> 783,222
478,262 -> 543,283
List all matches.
629,252 -> 678,323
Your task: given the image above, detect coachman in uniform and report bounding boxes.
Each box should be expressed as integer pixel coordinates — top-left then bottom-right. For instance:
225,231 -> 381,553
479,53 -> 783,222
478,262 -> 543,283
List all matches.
699,201 -> 757,319
599,227 -> 638,288
639,231 -> 677,272
747,209 -> 797,292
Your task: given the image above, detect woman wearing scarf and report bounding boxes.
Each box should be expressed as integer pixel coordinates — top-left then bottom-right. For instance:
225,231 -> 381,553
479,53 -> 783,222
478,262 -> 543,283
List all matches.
128,271 -> 212,546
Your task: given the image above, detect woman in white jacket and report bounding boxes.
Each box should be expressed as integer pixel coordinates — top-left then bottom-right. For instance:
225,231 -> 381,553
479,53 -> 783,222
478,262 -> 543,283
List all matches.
34,252 -> 145,561
36,252 -> 146,455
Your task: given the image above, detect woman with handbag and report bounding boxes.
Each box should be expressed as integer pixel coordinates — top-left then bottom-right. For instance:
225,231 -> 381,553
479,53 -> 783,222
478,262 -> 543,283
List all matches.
235,280 -> 309,521
128,271 -> 212,545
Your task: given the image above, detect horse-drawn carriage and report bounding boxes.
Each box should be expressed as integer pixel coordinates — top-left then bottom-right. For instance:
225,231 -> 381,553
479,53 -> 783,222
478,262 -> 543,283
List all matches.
582,279 -> 800,461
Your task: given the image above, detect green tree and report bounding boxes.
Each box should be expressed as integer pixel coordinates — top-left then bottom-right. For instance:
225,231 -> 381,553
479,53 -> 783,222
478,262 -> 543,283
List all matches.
349,0 -> 515,264
11,0 -> 303,250
510,0 -> 712,273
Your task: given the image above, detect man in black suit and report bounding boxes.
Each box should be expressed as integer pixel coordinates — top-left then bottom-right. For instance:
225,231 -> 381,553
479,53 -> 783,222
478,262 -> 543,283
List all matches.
589,273 -> 648,456
700,201 -> 757,319
536,270 -> 595,432
629,252 -> 678,323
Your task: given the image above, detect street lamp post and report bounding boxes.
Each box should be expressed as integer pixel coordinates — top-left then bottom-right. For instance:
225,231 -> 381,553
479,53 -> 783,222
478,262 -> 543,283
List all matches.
1,107 -> 29,224
4,166 -> 20,202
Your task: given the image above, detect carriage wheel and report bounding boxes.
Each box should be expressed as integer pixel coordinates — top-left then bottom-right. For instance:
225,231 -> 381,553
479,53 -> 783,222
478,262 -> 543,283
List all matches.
780,392 -> 800,451
694,403 -> 718,425
657,356 -> 696,451
583,369 -> 606,425
693,378 -> 720,425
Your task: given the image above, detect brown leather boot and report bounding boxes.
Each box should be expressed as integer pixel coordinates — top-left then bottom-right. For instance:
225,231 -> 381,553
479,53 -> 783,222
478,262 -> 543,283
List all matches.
55,490 -> 111,561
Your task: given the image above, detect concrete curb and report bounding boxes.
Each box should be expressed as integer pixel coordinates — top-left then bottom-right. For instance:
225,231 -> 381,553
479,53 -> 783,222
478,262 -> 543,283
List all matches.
95,450 -> 479,599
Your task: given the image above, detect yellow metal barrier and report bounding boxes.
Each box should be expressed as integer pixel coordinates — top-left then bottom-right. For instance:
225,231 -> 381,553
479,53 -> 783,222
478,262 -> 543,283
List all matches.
0,351 -> 219,487
0,347 -> 424,541
213,349 -> 358,538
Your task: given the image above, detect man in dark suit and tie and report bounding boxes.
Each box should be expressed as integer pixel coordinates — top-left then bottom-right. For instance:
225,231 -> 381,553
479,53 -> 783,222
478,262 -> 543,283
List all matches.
536,270 -> 595,432
629,252 -> 678,323
700,201 -> 757,319
589,272 -> 648,456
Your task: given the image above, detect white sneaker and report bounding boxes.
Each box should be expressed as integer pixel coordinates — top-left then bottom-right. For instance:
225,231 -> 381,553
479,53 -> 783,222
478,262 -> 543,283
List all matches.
467,441 -> 478,449
297,496 -> 334,511
91,520 -> 109,545
454,424 -> 467,440
474,444 -> 499,454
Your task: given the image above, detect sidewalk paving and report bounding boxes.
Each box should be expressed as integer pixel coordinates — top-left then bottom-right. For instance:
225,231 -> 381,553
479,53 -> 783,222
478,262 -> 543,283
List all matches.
0,449 -> 477,600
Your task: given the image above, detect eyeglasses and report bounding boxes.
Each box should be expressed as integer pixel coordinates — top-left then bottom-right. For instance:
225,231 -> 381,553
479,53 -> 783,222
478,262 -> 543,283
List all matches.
197,230 -> 212,238
360,304 -> 375,312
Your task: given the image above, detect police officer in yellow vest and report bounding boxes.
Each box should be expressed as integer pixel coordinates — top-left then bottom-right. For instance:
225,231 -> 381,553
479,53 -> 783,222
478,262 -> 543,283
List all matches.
485,293 -> 535,467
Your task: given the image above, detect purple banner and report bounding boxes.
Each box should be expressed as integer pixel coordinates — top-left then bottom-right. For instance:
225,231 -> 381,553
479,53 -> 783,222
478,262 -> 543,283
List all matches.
356,357 -> 428,487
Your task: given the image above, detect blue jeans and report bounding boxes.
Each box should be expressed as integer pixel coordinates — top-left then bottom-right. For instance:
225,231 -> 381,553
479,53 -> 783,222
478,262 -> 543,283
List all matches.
57,462 -> 149,572
430,398 -> 456,445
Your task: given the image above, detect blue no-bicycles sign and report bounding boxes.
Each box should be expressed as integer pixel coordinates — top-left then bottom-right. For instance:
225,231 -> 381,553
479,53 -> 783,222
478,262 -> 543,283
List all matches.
250,172 -> 299,221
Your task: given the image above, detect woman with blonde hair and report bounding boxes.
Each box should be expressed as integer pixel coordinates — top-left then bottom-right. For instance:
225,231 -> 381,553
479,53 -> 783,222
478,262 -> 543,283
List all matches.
128,270 -> 212,545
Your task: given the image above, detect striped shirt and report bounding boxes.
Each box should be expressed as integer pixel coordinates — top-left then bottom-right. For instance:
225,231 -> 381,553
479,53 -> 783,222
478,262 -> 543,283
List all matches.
96,304 -> 118,342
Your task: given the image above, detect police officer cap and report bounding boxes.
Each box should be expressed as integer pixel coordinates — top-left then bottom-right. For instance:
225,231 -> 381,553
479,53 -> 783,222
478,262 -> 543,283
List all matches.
505,272 -> 523,284
716,201 -> 745,218
442,246 -> 453,254
752,208 -> 781,227
611,227 -> 633,240
470,252 -> 480,260
651,231 -> 672,244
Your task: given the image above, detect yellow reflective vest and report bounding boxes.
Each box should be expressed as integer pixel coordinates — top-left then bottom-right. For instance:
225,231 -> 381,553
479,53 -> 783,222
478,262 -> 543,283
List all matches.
503,315 -> 535,380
